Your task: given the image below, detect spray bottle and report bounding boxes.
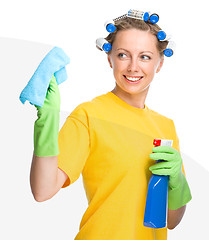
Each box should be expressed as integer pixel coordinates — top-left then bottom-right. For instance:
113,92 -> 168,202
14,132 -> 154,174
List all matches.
143,139 -> 173,228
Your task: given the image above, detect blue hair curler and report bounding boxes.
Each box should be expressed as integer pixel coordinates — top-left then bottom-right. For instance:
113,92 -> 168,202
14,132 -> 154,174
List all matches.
149,13 -> 159,24
127,10 -> 150,22
164,49 -> 173,57
104,20 -> 116,33
106,24 -> 116,33
164,41 -> 175,57
127,10 -> 159,24
157,31 -> 166,41
157,30 -> 172,42
96,38 -> 112,52
143,12 -> 150,22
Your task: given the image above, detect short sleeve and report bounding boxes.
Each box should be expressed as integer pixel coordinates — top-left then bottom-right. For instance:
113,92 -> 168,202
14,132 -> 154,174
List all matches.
57,106 -> 90,188
168,120 -> 192,209
170,120 -> 186,176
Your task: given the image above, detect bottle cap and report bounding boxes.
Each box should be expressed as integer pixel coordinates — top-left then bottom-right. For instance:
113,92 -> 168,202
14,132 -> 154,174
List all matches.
153,139 -> 161,146
153,139 -> 173,147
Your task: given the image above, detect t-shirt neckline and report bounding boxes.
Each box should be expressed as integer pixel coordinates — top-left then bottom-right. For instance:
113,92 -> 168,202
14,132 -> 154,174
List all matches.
106,92 -> 148,113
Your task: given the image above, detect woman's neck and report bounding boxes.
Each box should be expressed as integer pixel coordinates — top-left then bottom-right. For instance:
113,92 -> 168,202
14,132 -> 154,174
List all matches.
111,86 -> 149,109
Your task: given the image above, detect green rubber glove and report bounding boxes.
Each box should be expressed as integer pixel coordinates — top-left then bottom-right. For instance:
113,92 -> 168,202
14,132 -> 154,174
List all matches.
34,74 -> 60,157
149,146 -> 192,210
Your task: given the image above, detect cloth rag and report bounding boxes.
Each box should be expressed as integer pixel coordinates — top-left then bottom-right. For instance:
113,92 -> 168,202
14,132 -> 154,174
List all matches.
19,46 -> 70,107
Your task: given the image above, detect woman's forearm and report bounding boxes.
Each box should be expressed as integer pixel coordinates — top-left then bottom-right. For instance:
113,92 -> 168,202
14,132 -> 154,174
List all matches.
30,153 -> 59,202
167,205 -> 186,229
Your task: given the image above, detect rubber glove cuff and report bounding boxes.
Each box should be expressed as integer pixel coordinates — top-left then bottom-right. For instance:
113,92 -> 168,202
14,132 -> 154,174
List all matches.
149,146 -> 192,210
34,75 -> 60,157
168,171 -> 192,210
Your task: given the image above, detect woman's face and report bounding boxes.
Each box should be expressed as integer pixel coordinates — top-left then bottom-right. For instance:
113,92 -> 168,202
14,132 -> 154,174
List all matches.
108,28 -> 164,98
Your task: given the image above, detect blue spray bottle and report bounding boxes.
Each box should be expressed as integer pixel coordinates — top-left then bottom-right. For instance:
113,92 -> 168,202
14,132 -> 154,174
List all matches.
143,139 -> 173,228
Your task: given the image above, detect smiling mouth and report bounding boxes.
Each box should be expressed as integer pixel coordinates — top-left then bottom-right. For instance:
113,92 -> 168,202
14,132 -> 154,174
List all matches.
123,75 -> 143,82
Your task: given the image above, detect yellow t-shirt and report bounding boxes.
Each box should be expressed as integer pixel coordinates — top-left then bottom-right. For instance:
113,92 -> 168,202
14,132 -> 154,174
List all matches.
57,92 -> 187,240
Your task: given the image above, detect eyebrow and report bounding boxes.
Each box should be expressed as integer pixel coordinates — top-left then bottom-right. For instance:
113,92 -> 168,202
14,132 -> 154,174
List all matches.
116,48 -> 154,54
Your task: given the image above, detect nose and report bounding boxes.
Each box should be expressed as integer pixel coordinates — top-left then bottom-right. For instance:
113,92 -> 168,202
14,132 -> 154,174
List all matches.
127,57 -> 139,73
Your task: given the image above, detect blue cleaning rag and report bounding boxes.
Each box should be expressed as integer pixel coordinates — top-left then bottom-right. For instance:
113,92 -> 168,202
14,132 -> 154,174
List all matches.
19,46 -> 70,107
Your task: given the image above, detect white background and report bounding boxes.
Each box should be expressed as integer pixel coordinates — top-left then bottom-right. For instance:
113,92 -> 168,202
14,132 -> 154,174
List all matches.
1,0 -> 208,239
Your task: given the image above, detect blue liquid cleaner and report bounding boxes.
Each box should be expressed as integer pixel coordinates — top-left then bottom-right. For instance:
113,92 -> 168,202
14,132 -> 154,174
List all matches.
143,139 -> 173,228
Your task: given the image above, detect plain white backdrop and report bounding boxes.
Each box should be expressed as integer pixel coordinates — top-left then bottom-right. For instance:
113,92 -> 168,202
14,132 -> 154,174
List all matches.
1,0 -> 209,239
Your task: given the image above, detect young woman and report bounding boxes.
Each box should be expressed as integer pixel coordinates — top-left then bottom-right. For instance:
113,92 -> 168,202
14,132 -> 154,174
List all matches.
30,11 -> 192,240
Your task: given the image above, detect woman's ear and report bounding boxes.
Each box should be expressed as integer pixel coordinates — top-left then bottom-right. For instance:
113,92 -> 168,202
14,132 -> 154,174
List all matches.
156,57 -> 164,73
107,54 -> 112,68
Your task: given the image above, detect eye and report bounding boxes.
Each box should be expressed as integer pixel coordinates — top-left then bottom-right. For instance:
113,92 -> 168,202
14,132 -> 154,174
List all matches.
141,55 -> 151,60
118,53 -> 127,58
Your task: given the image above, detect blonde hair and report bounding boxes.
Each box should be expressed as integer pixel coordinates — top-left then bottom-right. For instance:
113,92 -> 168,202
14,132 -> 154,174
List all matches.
105,17 -> 168,56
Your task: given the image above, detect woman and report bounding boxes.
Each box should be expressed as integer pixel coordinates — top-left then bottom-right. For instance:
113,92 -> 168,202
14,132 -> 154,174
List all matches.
30,11 -> 192,240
